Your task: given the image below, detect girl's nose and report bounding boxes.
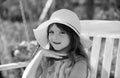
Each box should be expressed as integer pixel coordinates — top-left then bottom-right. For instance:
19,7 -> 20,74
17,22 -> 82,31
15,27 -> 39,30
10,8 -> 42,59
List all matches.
52,34 -> 60,40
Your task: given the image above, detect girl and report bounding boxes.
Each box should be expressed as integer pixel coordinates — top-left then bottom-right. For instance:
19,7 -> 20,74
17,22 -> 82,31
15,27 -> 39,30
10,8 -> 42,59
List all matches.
22,9 -> 92,78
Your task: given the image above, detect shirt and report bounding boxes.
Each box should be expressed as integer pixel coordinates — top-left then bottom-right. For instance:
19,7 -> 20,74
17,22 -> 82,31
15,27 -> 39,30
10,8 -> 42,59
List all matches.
38,58 -> 89,78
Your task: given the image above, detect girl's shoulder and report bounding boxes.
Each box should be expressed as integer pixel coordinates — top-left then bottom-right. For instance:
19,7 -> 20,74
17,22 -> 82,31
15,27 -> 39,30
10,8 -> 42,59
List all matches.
69,60 -> 88,78
74,59 -> 87,68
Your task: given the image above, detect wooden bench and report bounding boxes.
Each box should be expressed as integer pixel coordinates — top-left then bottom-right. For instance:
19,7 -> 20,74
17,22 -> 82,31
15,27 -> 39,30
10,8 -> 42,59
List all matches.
80,20 -> 120,78
0,20 -> 120,78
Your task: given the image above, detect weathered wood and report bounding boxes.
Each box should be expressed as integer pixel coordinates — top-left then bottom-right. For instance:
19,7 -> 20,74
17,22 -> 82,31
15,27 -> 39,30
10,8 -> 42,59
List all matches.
101,38 -> 114,78
90,37 -> 102,78
0,61 -> 29,71
114,39 -> 120,78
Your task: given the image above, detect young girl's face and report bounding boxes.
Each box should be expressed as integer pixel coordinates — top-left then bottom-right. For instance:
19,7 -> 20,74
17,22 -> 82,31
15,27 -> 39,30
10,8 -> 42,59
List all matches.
48,24 -> 70,52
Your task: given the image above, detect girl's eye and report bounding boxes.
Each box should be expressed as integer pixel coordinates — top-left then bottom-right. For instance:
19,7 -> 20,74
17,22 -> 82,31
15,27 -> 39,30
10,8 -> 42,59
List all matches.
60,31 -> 66,34
49,31 -> 54,34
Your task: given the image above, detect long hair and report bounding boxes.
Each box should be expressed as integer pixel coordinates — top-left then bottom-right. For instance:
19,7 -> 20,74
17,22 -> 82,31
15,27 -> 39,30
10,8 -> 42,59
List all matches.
47,23 -> 90,66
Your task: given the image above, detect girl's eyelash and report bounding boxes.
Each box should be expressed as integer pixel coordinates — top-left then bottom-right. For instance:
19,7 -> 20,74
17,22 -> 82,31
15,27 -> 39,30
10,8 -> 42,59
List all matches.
49,31 -> 54,33
49,30 -> 66,34
60,31 -> 66,34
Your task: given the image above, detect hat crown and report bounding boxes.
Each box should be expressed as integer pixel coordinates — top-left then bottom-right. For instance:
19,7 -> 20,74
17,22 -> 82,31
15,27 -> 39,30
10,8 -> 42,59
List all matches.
50,9 -> 81,35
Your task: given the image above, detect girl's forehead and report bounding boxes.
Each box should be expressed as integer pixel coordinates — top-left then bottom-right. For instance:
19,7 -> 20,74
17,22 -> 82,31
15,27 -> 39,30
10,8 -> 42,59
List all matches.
49,24 -> 63,31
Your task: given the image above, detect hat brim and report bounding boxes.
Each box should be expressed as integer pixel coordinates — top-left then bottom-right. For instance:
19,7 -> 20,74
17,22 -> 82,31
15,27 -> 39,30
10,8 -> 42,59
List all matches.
33,19 -> 92,49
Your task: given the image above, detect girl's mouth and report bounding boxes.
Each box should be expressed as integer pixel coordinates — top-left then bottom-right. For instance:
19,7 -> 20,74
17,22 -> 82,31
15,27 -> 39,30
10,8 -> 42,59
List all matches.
53,42 -> 61,44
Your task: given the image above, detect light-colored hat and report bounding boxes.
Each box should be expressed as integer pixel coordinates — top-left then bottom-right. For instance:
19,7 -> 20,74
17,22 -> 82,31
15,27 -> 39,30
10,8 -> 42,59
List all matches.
33,9 -> 92,49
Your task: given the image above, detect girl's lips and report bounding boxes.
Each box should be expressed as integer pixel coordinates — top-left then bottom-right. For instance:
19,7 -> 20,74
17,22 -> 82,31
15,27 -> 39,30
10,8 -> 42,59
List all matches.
53,42 -> 61,44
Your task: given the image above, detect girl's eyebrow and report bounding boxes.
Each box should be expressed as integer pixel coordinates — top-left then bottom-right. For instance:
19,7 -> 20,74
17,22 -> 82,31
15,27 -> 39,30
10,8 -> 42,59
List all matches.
61,29 -> 67,33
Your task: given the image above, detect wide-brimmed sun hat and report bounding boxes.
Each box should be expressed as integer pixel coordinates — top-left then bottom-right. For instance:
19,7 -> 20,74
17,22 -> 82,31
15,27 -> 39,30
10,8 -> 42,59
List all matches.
33,9 -> 92,49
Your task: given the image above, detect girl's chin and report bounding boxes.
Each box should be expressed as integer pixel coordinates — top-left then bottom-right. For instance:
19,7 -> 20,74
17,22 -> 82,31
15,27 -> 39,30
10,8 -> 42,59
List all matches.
52,46 -> 64,51
53,48 -> 63,52
51,44 -> 71,53
53,47 -> 69,54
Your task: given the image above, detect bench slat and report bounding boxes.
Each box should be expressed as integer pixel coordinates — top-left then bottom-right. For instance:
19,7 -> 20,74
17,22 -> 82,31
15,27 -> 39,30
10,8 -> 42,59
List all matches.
101,38 -> 114,78
0,61 -> 29,71
90,37 -> 102,78
114,39 -> 120,78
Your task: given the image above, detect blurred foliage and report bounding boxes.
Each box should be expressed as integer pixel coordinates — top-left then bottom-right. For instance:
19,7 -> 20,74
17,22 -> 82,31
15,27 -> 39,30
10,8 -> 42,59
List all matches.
0,0 -> 47,22
0,0 -> 120,22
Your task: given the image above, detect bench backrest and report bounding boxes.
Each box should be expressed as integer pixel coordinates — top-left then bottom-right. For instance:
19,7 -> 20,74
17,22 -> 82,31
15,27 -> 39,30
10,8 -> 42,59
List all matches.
80,20 -> 120,78
0,20 -> 120,78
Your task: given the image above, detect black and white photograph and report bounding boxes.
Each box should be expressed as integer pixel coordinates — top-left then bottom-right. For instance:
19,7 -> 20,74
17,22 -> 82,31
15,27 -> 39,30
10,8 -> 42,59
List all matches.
0,0 -> 120,78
